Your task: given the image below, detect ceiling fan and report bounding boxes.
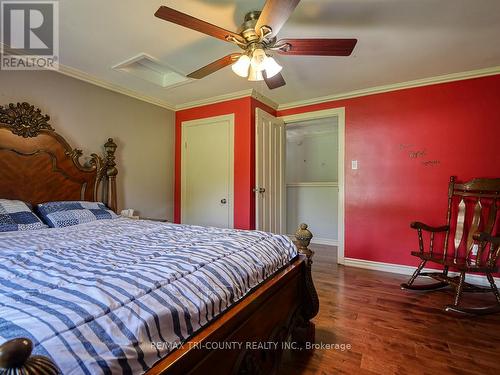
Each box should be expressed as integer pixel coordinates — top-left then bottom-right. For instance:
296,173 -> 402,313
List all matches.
154,0 -> 357,89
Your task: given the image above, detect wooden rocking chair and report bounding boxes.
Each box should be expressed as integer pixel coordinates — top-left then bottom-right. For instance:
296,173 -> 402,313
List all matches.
401,176 -> 500,315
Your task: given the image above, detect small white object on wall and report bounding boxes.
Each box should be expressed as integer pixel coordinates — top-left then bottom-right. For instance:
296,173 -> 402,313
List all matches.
351,160 -> 358,170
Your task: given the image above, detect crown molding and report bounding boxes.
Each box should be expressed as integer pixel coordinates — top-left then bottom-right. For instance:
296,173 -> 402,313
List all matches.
65,65 -> 280,111
57,64 -> 499,112
1,43 -> 176,111
175,89 -> 278,111
250,90 -> 279,111
278,65 -> 500,111
175,89 -> 253,111
2,41 -> 497,115
53,60 -> 279,111
57,64 -> 176,111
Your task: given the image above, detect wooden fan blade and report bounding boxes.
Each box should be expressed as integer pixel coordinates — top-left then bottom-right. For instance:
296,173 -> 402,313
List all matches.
155,6 -> 244,43
255,0 -> 301,37
187,54 -> 241,79
263,71 -> 286,90
277,39 -> 357,56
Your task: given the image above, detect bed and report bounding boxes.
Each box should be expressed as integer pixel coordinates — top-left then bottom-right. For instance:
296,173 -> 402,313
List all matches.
0,102 -> 319,374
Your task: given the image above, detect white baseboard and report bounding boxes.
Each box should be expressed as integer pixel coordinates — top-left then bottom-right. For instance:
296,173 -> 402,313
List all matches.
311,237 -> 339,246
287,234 -> 338,247
343,257 -> 499,287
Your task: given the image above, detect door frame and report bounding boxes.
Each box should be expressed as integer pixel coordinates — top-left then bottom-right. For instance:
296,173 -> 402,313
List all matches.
255,107 -> 286,234
181,114 -> 235,228
280,107 -> 346,265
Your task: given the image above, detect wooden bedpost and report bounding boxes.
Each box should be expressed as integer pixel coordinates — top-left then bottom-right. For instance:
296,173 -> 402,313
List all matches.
0,338 -> 59,374
104,138 -> 118,213
295,223 -> 314,260
293,223 -> 319,346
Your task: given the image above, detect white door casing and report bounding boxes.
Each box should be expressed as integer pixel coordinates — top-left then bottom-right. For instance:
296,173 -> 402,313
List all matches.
255,108 -> 286,234
181,114 -> 234,228
281,107 -> 346,265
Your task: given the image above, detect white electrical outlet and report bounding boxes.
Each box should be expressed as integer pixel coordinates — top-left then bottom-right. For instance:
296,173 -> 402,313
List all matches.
351,160 -> 358,170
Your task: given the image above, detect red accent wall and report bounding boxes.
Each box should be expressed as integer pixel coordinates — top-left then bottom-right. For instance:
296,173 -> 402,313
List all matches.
175,96 -> 275,230
277,75 -> 500,266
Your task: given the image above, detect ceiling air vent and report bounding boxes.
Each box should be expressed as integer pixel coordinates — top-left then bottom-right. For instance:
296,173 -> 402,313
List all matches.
112,54 -> 191,88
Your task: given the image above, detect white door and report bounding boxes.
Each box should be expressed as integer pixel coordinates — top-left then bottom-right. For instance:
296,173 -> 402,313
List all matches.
181,114 -> 234,228
255,108 -> 285,233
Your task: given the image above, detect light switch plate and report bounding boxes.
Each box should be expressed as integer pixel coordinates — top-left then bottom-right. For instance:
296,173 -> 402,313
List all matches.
352,160 -> 358,170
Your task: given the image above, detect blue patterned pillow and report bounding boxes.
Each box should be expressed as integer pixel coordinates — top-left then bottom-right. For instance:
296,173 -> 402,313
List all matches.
0,199 -> 47,232
37,201 -> 118,228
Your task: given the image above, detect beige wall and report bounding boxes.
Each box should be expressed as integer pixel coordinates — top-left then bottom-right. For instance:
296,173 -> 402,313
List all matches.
0,70 -> 175,220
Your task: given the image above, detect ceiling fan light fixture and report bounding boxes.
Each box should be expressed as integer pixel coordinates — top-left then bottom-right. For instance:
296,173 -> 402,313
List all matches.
231,55 -> 251,77
250,48 -> 267,72
248,64 -> 264,81
263,56 -> 282,78
155,4 -> 358,90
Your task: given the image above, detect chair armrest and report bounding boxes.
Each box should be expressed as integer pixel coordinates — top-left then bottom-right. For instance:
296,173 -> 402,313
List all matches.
410,222 -> 449,232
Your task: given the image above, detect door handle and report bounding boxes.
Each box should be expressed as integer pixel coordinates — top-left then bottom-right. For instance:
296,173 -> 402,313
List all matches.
220,199 -> 227,204
253,187 -> 266,193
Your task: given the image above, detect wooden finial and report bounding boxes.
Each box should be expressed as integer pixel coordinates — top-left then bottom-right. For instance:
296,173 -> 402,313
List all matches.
295,223 -> 313,259
0,338 -> 59,374
104,138 -> 117,176
293,223 -> 319,328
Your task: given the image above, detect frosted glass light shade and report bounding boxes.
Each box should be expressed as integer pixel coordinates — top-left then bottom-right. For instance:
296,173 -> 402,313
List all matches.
250,48 -> 266,71
248,65 -> 264,81
263,56 -> 282,78
231,55 -> 251,77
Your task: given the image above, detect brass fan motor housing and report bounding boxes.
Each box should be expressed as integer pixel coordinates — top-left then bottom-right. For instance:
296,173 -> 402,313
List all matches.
238,11 -> 261,43
237,11 -> 277,52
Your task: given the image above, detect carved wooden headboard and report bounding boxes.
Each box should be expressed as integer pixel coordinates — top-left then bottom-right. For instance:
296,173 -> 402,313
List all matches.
0,102 -> 118,211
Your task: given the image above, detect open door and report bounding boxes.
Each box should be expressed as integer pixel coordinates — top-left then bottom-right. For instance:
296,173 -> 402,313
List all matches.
255,108 -> 285,233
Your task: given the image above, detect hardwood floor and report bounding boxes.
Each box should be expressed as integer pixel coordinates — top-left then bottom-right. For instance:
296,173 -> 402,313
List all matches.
280,244 -> 500,375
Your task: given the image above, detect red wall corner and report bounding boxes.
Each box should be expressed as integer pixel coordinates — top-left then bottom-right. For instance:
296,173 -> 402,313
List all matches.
174,96 -> 276,230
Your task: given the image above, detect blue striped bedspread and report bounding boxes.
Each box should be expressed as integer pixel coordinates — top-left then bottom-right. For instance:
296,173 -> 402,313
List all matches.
0,218 -> 297,374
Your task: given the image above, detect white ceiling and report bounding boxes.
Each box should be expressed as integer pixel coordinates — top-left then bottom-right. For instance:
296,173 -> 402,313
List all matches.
58,0 -> 500,109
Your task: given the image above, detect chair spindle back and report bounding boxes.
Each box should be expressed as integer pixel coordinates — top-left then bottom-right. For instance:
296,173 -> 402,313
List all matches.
444,177 -> 500,265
